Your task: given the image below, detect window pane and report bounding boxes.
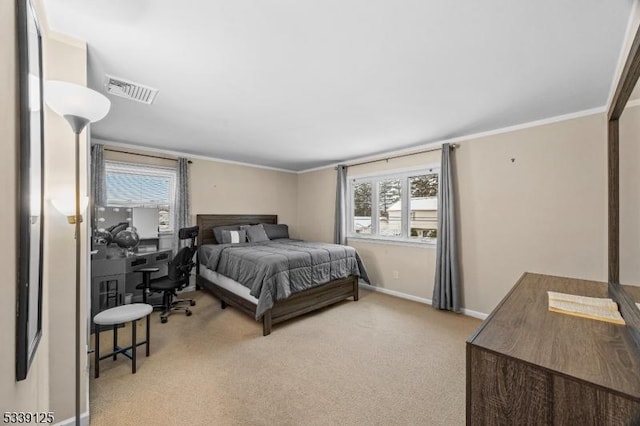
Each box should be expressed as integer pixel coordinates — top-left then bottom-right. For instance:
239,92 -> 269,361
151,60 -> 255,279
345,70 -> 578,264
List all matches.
353,182 -> 372,234
158,204 -> 171,232
409,174 -> 438,240
378,179 -> 402,237
106,172 -> 172,205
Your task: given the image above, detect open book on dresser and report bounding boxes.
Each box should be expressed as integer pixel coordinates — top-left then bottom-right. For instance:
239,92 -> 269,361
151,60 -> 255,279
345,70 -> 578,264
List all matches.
548,291 -> 626,325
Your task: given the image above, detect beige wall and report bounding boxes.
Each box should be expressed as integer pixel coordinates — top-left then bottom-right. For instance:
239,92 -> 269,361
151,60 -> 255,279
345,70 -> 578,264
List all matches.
297,168 -> 336,243
298,113 -> 609,315
620,103 -> 640,285
455,114 -> 607,313
0,0 -> 50,413
190,160 -> 299,237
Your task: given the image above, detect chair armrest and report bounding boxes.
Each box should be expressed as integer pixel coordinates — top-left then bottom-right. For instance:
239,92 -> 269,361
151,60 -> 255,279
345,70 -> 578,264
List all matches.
138,268 -> 160,273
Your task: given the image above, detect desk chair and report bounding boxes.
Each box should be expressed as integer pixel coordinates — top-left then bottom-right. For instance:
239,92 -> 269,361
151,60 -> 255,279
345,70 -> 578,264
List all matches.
139,226 -> 199,323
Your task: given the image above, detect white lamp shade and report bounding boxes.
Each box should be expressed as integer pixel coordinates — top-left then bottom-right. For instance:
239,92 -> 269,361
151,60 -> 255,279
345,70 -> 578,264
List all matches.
45,80 -> 111,123
52,196 -> 89,217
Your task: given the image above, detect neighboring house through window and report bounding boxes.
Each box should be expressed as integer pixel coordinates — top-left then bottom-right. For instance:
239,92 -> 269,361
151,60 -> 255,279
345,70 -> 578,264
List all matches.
103,161 -> 176,232
349,167 -> 439,244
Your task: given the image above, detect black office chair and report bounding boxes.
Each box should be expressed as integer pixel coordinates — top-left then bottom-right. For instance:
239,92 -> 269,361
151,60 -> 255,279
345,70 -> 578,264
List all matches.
138,226 -> 199,323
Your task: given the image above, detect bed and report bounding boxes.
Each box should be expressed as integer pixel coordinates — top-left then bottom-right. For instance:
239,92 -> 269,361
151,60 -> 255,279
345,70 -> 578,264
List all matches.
195,214 -> 364,335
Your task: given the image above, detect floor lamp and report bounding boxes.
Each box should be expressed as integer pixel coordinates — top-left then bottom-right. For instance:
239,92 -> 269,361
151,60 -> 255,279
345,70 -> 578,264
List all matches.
45,81 -> 110,425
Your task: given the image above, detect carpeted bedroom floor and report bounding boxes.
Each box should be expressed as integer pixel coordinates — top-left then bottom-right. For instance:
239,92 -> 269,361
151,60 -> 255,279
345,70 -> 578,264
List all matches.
89,289 -> 481,426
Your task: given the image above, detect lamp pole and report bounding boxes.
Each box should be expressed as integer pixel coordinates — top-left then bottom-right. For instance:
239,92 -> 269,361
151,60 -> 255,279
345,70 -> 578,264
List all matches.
67,115 -> 89,425
74,130 -> 81,424
45,80 -> 109,426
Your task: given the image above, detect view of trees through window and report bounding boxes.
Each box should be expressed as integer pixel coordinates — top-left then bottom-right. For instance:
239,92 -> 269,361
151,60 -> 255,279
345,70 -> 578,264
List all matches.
351,170 -> 439,241
410,174 -> 438,239
353,182 -> 372,234
379,179 -> 401,236
410,174 -> 438,197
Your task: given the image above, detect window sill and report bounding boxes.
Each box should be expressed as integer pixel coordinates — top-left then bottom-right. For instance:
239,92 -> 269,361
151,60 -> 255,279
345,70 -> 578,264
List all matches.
347,235 -> 436,248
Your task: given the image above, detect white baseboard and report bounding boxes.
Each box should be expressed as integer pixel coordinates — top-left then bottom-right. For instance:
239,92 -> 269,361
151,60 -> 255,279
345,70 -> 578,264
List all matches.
179,284 -> 196,293
54,411 -> 89,426
359,282 -> 488,320
459,307 -> 489,320
360,282 -> 432,304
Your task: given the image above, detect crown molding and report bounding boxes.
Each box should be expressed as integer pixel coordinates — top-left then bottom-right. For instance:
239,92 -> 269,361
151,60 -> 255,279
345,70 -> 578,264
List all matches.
626,98 -> 640,109
91,138 -> 298,174
297,106 -> 606,174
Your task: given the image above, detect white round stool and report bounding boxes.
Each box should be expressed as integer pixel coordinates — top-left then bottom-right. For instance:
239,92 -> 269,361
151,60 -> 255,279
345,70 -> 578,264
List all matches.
93,303 -> 153,378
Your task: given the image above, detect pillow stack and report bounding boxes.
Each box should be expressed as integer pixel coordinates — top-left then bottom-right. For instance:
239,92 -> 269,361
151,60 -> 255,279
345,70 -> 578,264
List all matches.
212,223 -> 290,244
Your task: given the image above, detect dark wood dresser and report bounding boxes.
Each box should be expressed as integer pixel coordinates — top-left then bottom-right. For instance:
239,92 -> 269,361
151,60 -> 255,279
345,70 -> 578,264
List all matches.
467,273 -> 640,425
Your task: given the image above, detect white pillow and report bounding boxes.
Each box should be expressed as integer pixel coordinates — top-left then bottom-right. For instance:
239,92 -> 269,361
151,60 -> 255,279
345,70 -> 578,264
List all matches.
221,229 -> 246,244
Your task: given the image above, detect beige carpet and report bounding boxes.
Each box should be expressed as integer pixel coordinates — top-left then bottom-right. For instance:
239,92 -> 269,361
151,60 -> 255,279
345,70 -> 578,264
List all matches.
89,289 -> 481,426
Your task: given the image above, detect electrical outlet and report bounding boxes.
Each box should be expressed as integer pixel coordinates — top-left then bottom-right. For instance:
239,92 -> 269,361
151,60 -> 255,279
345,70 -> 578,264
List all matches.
392,270 -> 399,279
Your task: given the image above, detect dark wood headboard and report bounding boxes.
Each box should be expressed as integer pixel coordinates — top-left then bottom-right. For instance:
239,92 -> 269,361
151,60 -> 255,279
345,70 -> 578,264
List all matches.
196,214 -> 278,245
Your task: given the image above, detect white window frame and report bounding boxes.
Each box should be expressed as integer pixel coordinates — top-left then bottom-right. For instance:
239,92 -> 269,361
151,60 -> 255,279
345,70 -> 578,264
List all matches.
104,161 -> 177,232
347,165 -> 440,246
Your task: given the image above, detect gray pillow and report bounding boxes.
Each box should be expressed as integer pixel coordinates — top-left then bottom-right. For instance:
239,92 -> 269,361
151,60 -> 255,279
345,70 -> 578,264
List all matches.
243,224 -> 270,243
212,225 -> 241,244
262,223 -> 289,240
220,229 -> 246,244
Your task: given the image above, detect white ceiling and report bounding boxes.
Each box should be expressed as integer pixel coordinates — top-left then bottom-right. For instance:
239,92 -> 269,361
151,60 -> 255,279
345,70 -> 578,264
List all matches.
44,0 -> 634,171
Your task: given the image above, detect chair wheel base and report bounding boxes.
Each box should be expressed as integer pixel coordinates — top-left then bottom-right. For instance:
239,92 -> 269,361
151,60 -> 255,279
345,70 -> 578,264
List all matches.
186,310 -> 192,316
190,300 -> 196,306
160,317 -> 168,324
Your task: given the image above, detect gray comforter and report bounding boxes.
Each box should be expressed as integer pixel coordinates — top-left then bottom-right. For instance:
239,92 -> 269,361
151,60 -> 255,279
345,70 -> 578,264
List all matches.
199,239 -> 368,318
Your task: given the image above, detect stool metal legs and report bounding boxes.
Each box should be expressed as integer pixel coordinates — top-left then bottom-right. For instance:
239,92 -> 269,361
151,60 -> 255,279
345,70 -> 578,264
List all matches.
93,318 -> 151,378
132,320 -> 137,374
95,327 -> 100,378
146,314 -> 150,357
113,325 -> 118,360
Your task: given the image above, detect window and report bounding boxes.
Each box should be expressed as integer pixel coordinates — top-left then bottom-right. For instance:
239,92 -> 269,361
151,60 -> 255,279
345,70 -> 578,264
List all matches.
349,168 -> 439,244
353,182 -> 372,234
104,161 -> 176,232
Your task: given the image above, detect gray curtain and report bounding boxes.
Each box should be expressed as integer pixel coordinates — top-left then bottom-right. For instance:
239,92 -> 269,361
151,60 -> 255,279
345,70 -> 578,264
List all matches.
334,164 -> 348,245
433,144 -> 460,312
90,144 -> 106,206
175,158 -> 190,249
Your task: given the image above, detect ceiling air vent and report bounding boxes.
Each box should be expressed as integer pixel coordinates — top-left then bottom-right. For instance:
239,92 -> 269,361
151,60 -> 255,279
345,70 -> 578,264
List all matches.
104,74 -> 158,105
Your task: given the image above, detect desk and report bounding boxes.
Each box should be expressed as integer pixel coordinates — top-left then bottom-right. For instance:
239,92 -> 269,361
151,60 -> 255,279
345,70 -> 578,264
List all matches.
466,273 -> 640,425
91,249 -> 172,327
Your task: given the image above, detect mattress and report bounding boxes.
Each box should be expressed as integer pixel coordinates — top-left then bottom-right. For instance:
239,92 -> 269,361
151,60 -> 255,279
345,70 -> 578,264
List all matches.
198,265 -> 258,303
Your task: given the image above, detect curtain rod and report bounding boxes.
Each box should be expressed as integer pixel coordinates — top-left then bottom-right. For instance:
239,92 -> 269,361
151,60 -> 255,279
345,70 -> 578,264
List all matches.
342,143 -> 458,169
104,148 -> 192,164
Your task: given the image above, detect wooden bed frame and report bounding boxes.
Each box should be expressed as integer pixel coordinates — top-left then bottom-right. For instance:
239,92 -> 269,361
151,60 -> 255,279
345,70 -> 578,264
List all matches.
195,214 -> 359,336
